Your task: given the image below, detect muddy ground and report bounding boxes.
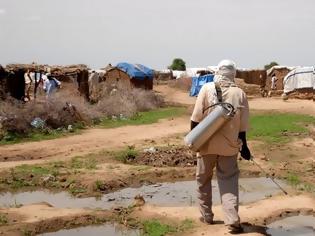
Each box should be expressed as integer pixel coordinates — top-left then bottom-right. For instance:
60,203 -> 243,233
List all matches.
0,84 -> 314,235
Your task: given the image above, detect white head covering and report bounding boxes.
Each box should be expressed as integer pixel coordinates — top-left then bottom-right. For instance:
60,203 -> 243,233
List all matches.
214,59 -> 237,87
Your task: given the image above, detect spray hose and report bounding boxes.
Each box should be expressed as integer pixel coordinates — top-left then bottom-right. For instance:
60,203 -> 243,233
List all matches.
250,155 -> 288,195
203,102 -> 235,115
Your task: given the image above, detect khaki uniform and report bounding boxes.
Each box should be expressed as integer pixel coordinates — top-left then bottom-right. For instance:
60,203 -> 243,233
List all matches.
191,82 -> 249,225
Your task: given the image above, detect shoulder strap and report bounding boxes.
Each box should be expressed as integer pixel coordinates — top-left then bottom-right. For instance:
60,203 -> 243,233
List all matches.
214,82 -> 223,102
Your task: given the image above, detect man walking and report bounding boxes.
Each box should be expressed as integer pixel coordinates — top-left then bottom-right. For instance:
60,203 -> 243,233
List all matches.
190,60 -> 251,233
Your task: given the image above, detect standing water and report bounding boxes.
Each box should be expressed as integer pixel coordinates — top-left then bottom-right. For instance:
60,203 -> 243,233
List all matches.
39,224 -> 139,236
0,177 -> 287,209
266,215 -> 315,236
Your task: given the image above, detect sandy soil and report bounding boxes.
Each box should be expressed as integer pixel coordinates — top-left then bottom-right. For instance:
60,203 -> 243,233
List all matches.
0,203 -> 112,236
0,85 -> 314,235
136,195 -> 315,236
0,116 -> 189,169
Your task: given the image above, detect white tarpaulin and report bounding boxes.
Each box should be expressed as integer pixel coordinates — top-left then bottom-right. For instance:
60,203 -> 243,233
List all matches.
283,66 -> 315,93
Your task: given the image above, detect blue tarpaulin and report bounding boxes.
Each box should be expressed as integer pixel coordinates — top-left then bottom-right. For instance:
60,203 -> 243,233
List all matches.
116,62 -> 154,80
190,74 -> 214,96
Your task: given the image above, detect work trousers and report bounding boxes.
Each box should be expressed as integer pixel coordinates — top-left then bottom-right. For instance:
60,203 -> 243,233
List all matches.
196,154 -> 240,225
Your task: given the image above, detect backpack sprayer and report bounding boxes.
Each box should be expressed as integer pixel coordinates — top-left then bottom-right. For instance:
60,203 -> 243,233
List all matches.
184,102 -> 235,151
184,101 -> 288,195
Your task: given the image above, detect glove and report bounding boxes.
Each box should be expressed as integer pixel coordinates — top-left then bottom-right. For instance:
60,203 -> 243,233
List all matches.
238,131 -> 251,160
240,144 -> 251,160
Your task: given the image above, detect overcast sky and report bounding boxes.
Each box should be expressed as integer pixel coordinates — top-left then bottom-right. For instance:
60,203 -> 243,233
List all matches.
0,0 -> 314,69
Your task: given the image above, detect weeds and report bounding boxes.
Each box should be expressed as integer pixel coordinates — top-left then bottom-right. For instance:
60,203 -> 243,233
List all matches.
99,107 -> 185,128
21,229 -> 32,236
0,214 -> 8,225
70,156 -> 97,170
94,180 -> 110,193
286,173 -> 300,186
178,219 -> 195,232
286,173 -> 315,193
142,219 -> 177,236
114,146 -> 138,163
141,218 -> 194,236
69,185 -> 87,195
0,85 -> 165,144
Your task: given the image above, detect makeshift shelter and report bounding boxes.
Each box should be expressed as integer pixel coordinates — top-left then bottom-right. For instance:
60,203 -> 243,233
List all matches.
190,74 -> 214,96
155,70 -> 173,81
236,69 -> 267,87
283,67 -> 315,94
266,66 -> 294,91
104,63 -> 154,90
1,64 -> 90,101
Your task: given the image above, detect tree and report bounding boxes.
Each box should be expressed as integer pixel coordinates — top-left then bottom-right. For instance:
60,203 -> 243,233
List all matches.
264,61 -> 279,70
169,58 -> 186,71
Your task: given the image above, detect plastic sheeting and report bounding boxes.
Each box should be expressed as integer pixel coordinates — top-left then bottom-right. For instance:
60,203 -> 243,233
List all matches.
283,67 -> 315,93
116,63 -> 154,80
190,74 -> 214,97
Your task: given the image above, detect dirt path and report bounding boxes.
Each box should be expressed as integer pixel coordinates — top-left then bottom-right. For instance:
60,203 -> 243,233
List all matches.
250,97 -> 315,115
0,116 -> 189,169
155,85 -> 315,115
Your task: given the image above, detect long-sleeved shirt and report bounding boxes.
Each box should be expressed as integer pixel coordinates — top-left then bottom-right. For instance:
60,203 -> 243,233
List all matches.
191,82 -> 249,156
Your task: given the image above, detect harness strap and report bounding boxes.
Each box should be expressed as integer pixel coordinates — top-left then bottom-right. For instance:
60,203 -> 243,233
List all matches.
214,82 -> 223,102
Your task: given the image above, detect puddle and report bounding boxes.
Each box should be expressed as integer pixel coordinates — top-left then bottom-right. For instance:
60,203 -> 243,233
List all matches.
266,215 -> 315,236
0,177 -> 287,209
38,223 -> 139,236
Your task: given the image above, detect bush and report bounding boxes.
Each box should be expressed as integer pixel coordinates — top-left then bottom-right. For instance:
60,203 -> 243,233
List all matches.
95,83 -> 164,117
0,84 -> 164,137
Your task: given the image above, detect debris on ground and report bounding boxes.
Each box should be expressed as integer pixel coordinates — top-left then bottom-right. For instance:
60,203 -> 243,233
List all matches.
143,147 -> 157,154
130,147 -> 196,167
30,117 -> 45,129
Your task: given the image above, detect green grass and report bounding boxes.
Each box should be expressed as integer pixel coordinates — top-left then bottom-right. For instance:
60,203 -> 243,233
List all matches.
286,173 -> 301,186
99,107 -> 185,128
14,164 -> 60,178
0,128 -> 82,145
70,156 -> 98,170
5,164 -> 61,189
141,219 -> 194,236
142,220 -> 177,236
0,107 -> 185,145
285,173 -> 315,193
114,146 -> 139,163
248,113 -> 315,143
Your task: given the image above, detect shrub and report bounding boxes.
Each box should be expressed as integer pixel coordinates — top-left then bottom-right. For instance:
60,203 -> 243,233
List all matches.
0,84 -> 164,137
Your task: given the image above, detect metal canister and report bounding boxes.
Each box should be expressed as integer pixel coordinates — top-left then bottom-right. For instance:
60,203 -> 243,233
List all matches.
184,103 -> 235,152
